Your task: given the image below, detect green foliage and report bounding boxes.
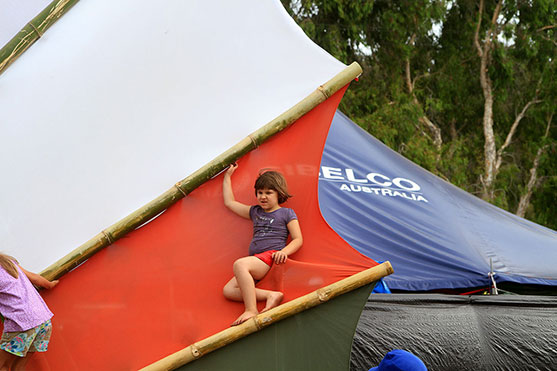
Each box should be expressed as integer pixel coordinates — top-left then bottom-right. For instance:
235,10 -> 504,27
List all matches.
282,0 -> 556,230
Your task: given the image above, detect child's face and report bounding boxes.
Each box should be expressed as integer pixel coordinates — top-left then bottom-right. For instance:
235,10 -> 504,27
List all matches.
256,188 -> 280,212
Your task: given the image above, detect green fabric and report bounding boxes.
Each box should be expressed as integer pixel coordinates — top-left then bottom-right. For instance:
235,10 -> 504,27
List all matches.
178,283 -> 374,371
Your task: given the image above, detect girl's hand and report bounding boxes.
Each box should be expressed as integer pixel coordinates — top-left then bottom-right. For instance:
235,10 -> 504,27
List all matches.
49,280 -> 59,289
225,163 -> 238,177
272,251 -> 288,265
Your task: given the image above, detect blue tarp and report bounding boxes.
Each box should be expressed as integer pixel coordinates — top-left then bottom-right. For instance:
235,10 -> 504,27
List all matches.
318,111 -> 557,291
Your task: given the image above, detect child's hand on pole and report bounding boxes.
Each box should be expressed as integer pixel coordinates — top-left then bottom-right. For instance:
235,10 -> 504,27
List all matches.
48,280 -> 59,289
225,163 -> 238,177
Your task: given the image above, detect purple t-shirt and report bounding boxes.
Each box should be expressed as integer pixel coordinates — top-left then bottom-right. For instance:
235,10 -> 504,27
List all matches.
248,206 -> 297,255
0,263 -> 53,332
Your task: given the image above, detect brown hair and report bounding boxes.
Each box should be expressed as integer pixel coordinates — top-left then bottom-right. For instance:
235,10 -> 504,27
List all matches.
0,253 -> 19,279
254,170 -> 292,204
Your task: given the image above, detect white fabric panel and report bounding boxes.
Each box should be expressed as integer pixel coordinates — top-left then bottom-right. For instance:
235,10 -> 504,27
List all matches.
0,0 -> 345,271
0,0 -> 52,47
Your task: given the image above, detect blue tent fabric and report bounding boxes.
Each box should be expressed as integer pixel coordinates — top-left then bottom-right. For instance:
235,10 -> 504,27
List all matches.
372,279 -> 391,294
318,111 -> 557,291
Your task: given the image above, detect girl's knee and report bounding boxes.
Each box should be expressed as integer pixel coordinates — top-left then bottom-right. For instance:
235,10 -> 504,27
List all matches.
223,279 -> 242,301
232,258 -> 249,272
223,277 -> 236,292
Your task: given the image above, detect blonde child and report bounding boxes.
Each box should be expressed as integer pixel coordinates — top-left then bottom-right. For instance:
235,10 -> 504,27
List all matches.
222,164 -> 303,326
0,254 -> 58,370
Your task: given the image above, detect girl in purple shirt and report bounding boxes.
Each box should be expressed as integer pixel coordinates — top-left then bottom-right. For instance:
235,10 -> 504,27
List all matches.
0,254 -> 58,370
223,164 -> 303,326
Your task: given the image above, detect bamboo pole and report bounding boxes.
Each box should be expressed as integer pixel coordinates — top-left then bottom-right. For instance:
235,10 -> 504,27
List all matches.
0,0 -> 79,75
39,62 -> 363,280
139,261 -> 393,371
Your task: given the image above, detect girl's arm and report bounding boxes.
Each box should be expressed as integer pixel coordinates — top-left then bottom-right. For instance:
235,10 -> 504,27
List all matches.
273,219 -> 303,264
223,164 -> 250,219
19,266 -> 59,290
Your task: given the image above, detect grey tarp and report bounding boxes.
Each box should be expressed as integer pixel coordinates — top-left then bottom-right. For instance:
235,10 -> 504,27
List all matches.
351,294 -> 557,371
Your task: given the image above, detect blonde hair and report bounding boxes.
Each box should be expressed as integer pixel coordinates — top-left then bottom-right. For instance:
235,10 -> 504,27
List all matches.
0,253 -> 19,279
254,170 -> 292,204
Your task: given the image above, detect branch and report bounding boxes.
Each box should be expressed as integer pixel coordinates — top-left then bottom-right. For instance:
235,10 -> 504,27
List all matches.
405,33 -> 417,93
474,0 -> 484,57
544,112 -> 553,137
495,65 -> 547,172
516,113 -> 553,217
489,1 -> 504,33
496,98 -> 543,171
405,57 -> 414,94
537,25 -> 557,32
404,33 -> 442,150
413,72 -> 433,88
484,0 -> 503,56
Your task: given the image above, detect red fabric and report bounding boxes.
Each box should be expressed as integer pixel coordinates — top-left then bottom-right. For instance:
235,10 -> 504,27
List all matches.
254,250 -> 278,266
26,86 -> 376,370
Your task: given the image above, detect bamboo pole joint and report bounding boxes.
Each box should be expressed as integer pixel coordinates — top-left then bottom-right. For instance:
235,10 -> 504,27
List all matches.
27,22 -> 43,38
174,182 -> 188,197
101,230 -> 114,244
317,287 -> 332,302
317,85 -> 331,99
248,134 -> 259,149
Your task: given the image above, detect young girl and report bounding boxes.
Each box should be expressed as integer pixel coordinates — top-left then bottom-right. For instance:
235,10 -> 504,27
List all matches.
0,254 -> 58,370
223,164 -> 303,326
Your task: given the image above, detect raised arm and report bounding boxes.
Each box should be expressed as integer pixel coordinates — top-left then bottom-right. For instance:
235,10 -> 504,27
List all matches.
20,266 -> 59,290
272,219 -> 303,264
223,164 -> 251,219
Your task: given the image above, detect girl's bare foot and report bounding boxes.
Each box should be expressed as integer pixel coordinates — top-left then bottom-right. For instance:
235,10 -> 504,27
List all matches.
231,310 -> 258,326
261,291 -> 284,313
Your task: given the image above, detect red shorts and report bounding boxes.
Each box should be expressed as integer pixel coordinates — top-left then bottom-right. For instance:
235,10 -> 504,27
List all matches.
254,250 -> 278,266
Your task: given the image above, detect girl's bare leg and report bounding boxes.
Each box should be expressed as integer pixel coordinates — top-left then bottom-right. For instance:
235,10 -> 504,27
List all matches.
223,278 -> 284,314
261,291 -> 284,313
12,353 -> 30,371
224,257 -> 283,325
223,279 -> 274,301
0,350 -> 18,371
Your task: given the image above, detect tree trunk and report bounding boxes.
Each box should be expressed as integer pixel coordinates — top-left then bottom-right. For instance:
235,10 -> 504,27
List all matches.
475,0 -> 503,201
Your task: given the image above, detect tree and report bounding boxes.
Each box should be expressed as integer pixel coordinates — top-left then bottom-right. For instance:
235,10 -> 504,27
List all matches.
473,0 -> 553,203
281,0 -> 557,229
